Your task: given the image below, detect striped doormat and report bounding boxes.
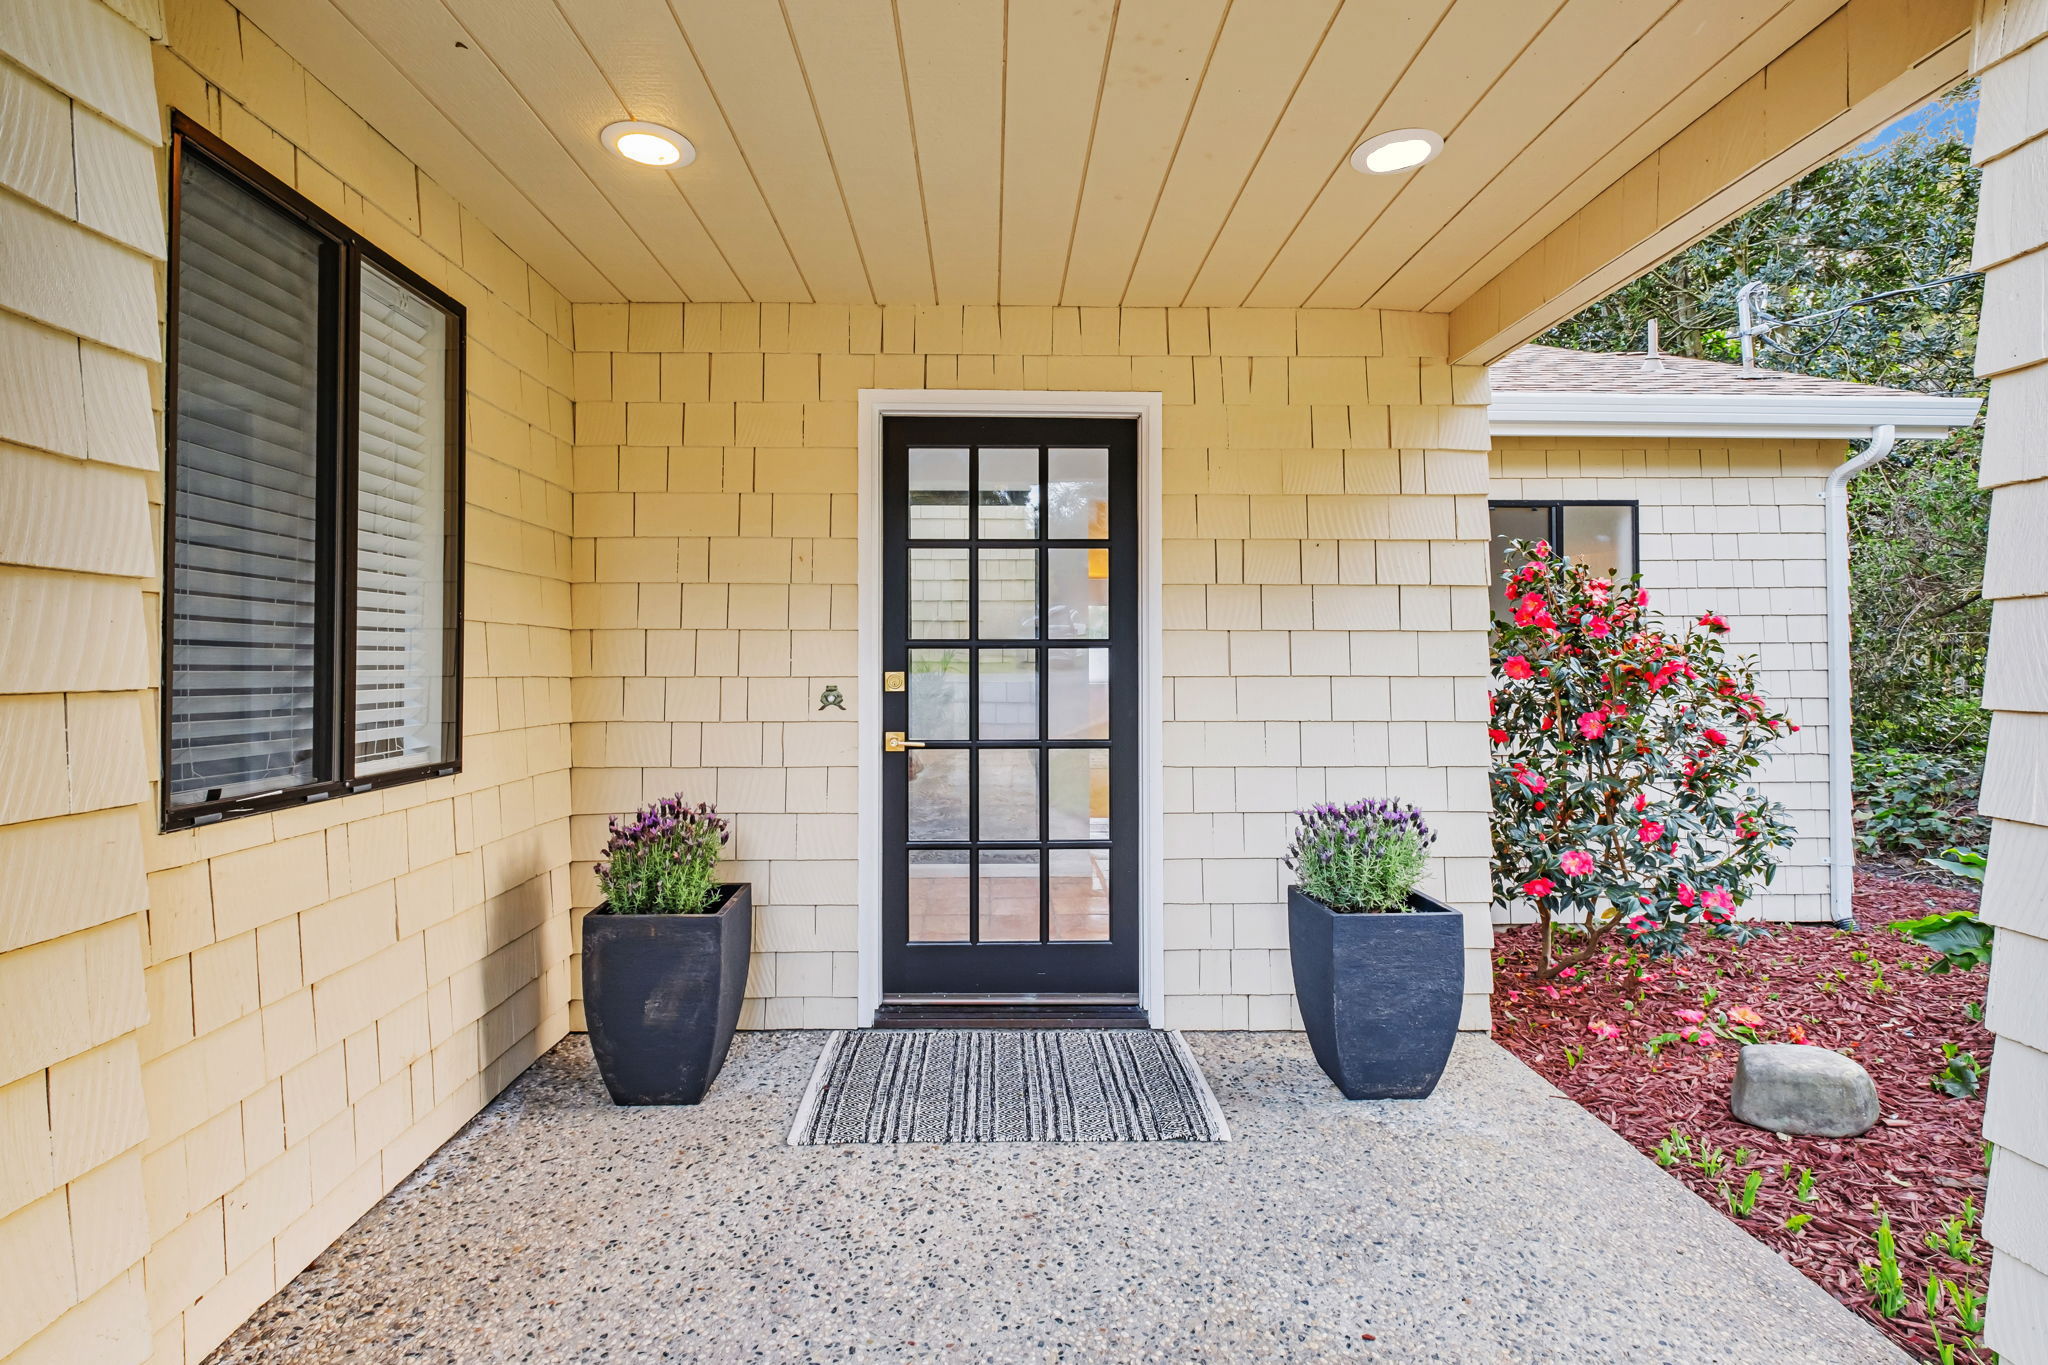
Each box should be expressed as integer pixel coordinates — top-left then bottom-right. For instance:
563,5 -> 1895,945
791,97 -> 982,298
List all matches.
787,1029 -> 1231,1145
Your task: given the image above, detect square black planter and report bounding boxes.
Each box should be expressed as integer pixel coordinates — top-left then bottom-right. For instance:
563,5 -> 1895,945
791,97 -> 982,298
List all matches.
1287,885 -> 1464,1099
581,883 -> 752,1105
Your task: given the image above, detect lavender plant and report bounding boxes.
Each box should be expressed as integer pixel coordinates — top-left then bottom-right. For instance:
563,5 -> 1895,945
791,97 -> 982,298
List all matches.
1285,799 -> 1436,912
597,796 -> 730,914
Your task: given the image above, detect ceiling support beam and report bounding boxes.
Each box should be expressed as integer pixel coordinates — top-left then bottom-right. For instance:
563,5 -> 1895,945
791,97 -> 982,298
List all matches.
1447,0 -> 1971,367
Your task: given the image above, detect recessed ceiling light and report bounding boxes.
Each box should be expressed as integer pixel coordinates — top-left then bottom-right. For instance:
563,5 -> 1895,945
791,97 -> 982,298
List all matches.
602,121 -> 696,168
1351,128 -> 1442,175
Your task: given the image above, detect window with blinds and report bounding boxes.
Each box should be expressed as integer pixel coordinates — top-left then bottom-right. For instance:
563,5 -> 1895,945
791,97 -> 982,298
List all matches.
354,263 -> 452,775
167,156 -> 328,806
164,118 -> 463,828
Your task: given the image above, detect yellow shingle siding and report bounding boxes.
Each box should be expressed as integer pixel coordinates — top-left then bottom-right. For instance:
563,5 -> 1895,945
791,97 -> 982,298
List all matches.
567,303 -> 1498,1033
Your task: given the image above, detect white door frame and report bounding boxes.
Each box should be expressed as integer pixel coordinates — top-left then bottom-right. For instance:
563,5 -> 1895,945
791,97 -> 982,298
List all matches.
854,389 -> 1166,1025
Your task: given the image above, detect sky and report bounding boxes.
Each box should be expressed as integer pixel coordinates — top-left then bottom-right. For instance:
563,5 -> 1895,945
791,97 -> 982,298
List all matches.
1859,83 -> 1978,153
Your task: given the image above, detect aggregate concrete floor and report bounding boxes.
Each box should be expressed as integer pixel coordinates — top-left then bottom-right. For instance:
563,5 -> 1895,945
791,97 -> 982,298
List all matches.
207,1032 -> 1909,1365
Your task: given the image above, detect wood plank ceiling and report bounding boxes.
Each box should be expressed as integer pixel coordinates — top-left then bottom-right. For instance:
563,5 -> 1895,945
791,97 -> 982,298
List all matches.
235,0 -> 1848,306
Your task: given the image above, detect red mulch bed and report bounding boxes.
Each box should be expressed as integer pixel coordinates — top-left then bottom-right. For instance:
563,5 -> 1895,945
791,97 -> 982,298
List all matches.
1493,870 -> 1991,1363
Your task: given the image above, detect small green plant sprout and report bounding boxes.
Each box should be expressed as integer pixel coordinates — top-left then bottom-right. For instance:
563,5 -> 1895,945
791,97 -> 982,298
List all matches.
1654,1127 -> 1694,1168
1867,960 -> 1892,994
1933,1044 -> 1986,1099
1732,1146 -> 1752,1168
1946,1279 -> 1986,1334
1851,949 -> 1870,964
1793,1167 -> 1817,1203
1923,844 -> 1987,883
1963,999 -> 1984,1023
1925,1199 -> 1981,1263
1784,1212 -> 1813,1233
1860,1212 -> 1910,1318
1702,983 -> 1720,1010
1893,908 -> 1995,973
1646,1031 -> 1683,1059
1562,1043 -> 1584,1070
1722,1170 -> 1765,1217
1697,1142 -> 1728,1178
1925,1274 -> 1944,1320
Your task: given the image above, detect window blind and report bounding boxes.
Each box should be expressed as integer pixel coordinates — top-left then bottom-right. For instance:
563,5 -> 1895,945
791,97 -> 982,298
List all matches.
353,261 -> 451,774
167,156 -> 326,805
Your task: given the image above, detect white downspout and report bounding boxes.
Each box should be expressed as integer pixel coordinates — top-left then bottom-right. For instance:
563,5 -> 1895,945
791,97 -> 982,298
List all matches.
1822,424 -> 1896,927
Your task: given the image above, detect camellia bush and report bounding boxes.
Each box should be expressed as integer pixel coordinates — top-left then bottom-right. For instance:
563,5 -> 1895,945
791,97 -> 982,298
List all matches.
1491,541 -> 1797,979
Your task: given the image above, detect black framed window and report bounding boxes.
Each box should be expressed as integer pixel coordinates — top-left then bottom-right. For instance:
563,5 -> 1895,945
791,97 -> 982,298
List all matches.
1488,500 -> 1637,620
163,114 -> 464,829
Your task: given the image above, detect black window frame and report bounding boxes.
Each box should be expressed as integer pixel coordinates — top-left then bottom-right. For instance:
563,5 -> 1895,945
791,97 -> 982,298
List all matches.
161,112 -> 466,831
1488,499 -> 1640,616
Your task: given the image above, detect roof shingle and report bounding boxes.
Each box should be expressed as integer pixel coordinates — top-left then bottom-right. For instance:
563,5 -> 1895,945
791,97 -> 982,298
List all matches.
1490,344 -> 1938,400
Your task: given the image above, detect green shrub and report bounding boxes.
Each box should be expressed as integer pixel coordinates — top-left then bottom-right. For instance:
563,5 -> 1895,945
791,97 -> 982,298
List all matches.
1853,748 -> 1986,857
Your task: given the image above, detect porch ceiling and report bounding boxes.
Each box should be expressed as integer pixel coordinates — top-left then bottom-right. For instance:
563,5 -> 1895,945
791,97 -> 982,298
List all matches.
234,0 -> 1858,309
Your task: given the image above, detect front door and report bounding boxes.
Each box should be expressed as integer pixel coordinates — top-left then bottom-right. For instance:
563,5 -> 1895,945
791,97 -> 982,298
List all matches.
880,416 -> 1139,1004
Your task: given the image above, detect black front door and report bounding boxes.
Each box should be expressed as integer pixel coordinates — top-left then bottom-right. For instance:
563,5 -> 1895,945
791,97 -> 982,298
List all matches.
881,416 -> 1139,1000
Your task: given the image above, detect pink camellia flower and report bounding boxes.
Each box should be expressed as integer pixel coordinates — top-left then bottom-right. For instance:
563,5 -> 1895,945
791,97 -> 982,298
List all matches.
1698,613 -> 1729,632
1516,771 -> 1547,795
1488,727 -> 1508,744
1674,1009 -> 1706,1024
1523,877 -> 1557,898
1703,728 -> 1730,747
1576,712 -> 1605,740
1727,1006 -> 1764,1027
1638,589 -> 1651,606
1558,850 -> 1596,878
1702,886 -> 1735,912
1637,819 -> 1665,844
1692,1031 -> 1718,1048
1675,883 -> 1697,908
1502,655 -> 1534,680
1584,615 -> 1613,639
1633,792 -> 1648,813
1587,1020 -> 1621,1040
1530,540 -> 1551,559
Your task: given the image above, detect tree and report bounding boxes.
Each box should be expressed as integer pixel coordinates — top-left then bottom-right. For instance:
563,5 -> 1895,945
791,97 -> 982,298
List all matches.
1545,83 -> 1987,754
1490,545 -> 1797,980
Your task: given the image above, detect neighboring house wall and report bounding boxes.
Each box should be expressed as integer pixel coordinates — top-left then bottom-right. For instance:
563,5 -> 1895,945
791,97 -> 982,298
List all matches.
132,3 -> 578,1361
1970,3 -> 2048,1356
1489,435 -> 1841,924
567,306 -> 1498,1031
0,2 -> 166,1360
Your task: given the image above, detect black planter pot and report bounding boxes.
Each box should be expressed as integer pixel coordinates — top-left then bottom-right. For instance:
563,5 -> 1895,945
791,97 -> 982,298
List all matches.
581,883 -> 752,1105
1287,885 -> 1463,1100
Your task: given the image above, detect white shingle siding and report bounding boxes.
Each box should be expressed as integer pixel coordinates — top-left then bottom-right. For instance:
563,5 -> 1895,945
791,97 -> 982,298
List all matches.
1490,435 -> 1844,924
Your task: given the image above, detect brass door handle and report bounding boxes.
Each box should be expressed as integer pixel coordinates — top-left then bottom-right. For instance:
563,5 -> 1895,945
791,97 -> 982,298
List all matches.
884,732 -> 926,752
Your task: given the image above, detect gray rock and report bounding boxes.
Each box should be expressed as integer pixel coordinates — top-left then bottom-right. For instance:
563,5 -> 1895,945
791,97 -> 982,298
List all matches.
1731,1043 -> 1881,1137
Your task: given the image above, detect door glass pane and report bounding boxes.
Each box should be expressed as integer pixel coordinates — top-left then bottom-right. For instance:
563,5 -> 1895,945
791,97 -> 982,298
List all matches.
1048,749 -> 1109,840
978,850 -> 1041,942
977,647 -> 1037,740
1047,447 -> 1109,539
909,447 -> 969,538
910,548 -> 969,639
908,648 -> 968,740
1049,849 -> 1110,942
978,749 -> 1039,840
908,850 -> 970,942
976,447 -> 1038,539
977,548 -> 1037,639
1047,548 -> 1107,639
1047,647 -> 1108,739
907,749 -> 969,841
1488,505 -> 1551,620
1562,504 -> 1635,579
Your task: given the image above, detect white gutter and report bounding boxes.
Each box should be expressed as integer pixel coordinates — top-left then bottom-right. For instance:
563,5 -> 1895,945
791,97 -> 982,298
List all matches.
1822,424 -> 1896,927
1489,390 -> 1982,440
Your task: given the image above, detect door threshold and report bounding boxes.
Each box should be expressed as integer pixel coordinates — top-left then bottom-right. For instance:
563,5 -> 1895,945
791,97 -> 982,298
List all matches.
872,1001 -> 1150,1030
